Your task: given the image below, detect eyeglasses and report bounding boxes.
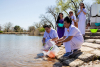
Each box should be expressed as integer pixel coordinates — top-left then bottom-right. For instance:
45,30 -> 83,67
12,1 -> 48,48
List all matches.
69,12 -> 73,14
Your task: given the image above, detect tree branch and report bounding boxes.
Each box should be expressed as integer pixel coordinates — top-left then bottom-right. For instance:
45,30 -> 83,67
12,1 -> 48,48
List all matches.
71,0 -> 77,9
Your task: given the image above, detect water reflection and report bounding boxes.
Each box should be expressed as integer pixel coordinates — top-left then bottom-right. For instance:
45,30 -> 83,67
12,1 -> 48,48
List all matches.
0,34 -> 55,67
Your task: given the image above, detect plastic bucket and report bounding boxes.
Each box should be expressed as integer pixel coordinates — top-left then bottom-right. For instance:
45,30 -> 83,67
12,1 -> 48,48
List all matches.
90,29 -> 98,33
95,23 -> 100,26
58,23 -> 64,27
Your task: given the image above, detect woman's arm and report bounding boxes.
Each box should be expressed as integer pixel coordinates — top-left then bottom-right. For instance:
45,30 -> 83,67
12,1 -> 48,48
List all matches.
62,36 -> 73,42
50,37 -> 58,41
43,38 -> 46,46
56,36 -> 73,46
72,18 -> 75,22
77,10 -> 81,15
56,36 -> 66,42
77,9 -> 86,15
82,10 -> 86,15
72,16 -> 76,22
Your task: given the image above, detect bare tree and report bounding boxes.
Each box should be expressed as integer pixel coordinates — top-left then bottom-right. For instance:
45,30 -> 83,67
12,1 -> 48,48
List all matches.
33,22 -> 42,29
40,6 -> 59,29
85,3 -> 91,16
3,22 -> 13,32
46,6 -> 59,29
28,26 -> 35,32
0,24 -> 1,31
40,15 -> 54,29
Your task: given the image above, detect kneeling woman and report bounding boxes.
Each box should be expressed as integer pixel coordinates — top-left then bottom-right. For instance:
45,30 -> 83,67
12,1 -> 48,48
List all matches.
42,25 -> 58,50
56,16 -> 84,57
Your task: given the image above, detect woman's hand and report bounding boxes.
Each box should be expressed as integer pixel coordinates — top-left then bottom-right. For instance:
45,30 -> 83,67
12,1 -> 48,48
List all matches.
56,41 -> 62,46
49,39 -> 52,41
78,9 -> 82,15
81,9 -> 83,12
56,24 -> 59,27
55,40 -> 58,43
72,19 -> 75,22
55,40 -> 59,43
43,43 -> 46,46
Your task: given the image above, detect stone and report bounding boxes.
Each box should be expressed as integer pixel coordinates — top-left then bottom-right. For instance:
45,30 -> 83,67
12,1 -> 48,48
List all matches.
53,62 -> 62,67
56,55 -> 63,59
85,39 -> 95,43
69,50 -> 82,58
91,50 -> 100,57
58,56 -> 69,62
85,32 -> 100,36
59,47 -> 64,50
96,40 -> 100,44
96,60 -> 100,62
59,45 -> 65,48
85,36 -> 100,39
82,42 -> 100,49
82,42 -> 93,45
85,39 -> 100,44
75,52 -> 94,62
80,46 -> 95,52
88,61 -> 93,66
43,57 -> 48,60
55,49 -> 66,58
57,52 -> 64,55
62,59 -> 84,67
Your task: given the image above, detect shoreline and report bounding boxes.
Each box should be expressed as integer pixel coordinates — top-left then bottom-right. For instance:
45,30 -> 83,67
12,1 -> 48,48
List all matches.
0,32 -> 30,34
0,32 -> 44,35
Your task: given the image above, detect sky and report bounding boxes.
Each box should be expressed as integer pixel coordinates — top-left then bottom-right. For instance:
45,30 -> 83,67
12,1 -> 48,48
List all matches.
0,0 -> 95,30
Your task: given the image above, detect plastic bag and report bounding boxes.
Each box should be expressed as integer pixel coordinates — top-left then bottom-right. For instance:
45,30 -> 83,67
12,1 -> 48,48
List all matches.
43,41 -> 60,58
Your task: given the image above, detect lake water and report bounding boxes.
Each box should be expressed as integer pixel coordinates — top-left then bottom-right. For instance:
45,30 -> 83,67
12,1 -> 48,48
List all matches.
0,34 -> 57,67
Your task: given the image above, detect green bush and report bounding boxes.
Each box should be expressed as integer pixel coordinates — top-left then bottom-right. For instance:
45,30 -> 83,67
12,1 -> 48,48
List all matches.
39,27 -> 45,32
0,31 -> 3,33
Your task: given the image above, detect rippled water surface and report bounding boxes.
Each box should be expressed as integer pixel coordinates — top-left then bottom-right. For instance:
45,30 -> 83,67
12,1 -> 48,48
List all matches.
0,34 -> 56,67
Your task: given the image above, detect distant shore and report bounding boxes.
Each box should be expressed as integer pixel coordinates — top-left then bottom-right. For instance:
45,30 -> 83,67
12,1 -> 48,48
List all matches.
0,32 -> 44,36
0,32 -> 30,34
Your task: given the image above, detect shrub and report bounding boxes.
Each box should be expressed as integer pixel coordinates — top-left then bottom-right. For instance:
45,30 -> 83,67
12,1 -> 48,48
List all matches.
0,31 -> 3,33
39,27 -> 45,32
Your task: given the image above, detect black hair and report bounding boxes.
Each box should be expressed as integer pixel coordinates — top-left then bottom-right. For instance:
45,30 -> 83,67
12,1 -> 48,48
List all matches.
80,2 -> 85,8
64,16 -> 72,25
56,13 -> 63,23
43,25 -> 51,28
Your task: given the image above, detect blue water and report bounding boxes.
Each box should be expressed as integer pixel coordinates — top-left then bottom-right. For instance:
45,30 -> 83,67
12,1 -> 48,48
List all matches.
0,34 -> 55,67
0,34 -> 43,55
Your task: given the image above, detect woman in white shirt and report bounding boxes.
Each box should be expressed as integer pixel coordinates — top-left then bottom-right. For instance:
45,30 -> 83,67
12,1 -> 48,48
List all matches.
69,11 -> 76,26
77,3 -> 87,36
56,16 -> 84,57
42,25 -> 58,50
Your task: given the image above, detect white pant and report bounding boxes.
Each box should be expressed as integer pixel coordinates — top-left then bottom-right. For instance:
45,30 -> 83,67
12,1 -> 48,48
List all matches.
78,19 -> 86,35
63,37 -> 84,53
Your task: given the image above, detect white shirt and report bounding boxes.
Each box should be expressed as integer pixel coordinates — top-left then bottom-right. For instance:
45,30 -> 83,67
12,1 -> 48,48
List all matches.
43,29 -> 58,39
64,28 -> 68,37
64,25 -> 84,41
71,16 -> 76,25
78,8 -> 87,20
